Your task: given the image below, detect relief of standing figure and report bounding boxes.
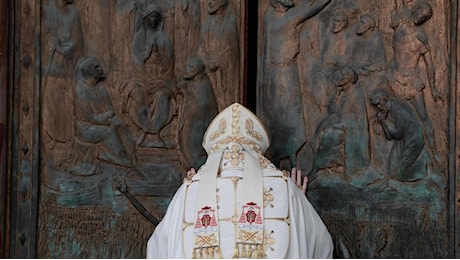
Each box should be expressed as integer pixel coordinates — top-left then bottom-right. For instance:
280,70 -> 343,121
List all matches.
177,56 -> 218,170
389,0 -> 443,168
260,0 -> 332,168
197,0 -> 240,111
42,0 -> 84,148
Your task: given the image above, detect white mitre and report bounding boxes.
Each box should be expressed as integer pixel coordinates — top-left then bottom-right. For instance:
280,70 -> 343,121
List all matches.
184,103 -> 290,259
202,102 -> 270,155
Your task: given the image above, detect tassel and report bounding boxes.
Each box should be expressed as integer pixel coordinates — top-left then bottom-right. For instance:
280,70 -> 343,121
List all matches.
233,243 -> 240,258
198,248 -> 203,259
248,244 -> 253,258
207,247 -> 213,258
259,244 -> 267,259
241,244 -> 247,258
216,247 -> 222,259
252,244 -> 258,258
192,248 -> 197,259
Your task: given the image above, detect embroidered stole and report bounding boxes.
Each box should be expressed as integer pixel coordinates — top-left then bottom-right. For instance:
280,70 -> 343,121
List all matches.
192,146 -> 265,258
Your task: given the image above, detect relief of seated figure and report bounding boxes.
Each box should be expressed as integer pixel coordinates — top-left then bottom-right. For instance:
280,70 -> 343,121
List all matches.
121,4 -> 177,148
67,57 -> 140,176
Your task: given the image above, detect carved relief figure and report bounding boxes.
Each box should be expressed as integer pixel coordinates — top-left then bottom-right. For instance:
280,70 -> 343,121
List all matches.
180,0 -> 201,52
69,58 -> 138,176
370,89 -> 427,181
298,9 -> 354,173
347,13 -> 389,168
177,56 -> 218,169
321,11 -> 354,67
132,4 -> 175,80
389,0 -> 442,165
351,13 -> 387,93
175,0 -> 201,76
310,66 -> 370,185
197,0 -> 240,111
313,10 -> 355,116
43,0 -> 84,77
122,4 -> 176,148
260,0 -> 332,168
311,9 -> 354,132
42,0 -> 84,147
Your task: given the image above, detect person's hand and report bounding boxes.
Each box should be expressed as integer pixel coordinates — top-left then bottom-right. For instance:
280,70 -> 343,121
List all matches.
291,168 -> 308,194
62,42 -> 75,59
183,168 -> 196,183
376,111 -> 386,123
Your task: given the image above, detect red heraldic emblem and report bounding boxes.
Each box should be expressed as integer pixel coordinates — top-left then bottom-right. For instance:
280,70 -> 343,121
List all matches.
246,207 -> 256,224
239,202 -> 263,225
195,206 -> 218,229
201,211 -> 211,227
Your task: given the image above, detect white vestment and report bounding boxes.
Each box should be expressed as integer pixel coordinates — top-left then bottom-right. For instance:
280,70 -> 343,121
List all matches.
147,144 -> 333,259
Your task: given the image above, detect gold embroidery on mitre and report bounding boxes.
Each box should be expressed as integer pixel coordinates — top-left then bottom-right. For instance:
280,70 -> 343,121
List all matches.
231,104 -> 241,136
210,118 -> 227,141
209,137 -> 263,154
245,119 -> 263,142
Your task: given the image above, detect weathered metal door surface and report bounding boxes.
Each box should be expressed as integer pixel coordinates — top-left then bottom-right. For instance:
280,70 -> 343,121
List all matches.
9,0 -> 246,258
0,1 -> 8,258
6,0 -> 460,258
257,0 -> 457,258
